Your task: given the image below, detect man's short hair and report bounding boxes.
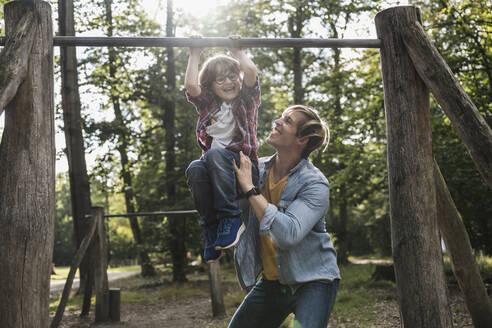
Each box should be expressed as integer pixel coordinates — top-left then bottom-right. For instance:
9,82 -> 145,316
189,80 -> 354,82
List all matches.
284,105 -> 330,159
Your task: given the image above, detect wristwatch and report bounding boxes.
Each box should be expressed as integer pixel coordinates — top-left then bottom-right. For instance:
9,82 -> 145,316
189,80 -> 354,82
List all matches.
245,187 -> 261,198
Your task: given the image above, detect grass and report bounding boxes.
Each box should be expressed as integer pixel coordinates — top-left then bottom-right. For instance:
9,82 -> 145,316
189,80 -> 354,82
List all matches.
442,252 -> 492,278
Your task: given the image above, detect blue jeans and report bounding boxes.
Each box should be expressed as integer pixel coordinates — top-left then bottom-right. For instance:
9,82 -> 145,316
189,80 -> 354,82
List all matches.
228,278 -> 339,328
185,148 -> 258,228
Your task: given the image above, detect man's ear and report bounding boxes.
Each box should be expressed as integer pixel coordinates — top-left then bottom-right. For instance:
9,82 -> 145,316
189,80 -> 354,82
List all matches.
297,136 -> 309,148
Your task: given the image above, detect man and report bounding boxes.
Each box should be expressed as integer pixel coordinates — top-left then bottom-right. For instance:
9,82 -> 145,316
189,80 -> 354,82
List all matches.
230,105 -> 340,328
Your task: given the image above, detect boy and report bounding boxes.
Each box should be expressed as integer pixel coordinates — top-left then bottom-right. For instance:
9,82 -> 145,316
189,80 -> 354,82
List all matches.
184,36 -> 260,262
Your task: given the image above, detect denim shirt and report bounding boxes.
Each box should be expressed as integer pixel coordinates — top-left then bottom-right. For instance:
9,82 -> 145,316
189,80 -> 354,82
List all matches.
234,154 -> 341,291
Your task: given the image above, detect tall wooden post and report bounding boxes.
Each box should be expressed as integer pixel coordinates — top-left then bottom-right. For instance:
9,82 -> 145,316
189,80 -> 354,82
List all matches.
375,6 -> 453,328
0,1 -> 54,327
92,206 -> 110,322
209,261 -> 225,317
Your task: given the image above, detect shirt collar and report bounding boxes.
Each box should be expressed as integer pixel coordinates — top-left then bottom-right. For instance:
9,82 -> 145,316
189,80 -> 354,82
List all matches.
263,153 -> 307,175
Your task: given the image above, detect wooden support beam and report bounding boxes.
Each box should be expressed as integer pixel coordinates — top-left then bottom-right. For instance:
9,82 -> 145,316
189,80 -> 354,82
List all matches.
434,160 -> 492,328
0,10 -> 37,115
403,19 -> 492,189
50,213 -> 98,328
375,6 -> 453,328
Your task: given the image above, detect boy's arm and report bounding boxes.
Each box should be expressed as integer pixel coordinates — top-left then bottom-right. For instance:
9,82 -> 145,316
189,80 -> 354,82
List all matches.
185,46 -> 202,97
229,36 -> 257,88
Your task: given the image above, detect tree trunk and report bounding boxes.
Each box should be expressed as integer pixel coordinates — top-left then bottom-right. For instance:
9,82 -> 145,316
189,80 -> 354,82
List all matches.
58,0 -> 94,314
375,6 -> 453,328
0,1 -> 54,327
434,160 -> 492,328
103,0 -> 155,278
288,3 -> 304,104
165,0 -> 187,282
336,184 -> 349,264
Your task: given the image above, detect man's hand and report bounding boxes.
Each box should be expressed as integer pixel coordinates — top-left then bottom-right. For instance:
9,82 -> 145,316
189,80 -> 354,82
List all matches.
233,151 -> 255,193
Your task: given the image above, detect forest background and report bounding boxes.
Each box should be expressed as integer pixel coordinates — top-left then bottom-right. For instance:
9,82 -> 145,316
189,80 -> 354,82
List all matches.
0,0 -> 490,281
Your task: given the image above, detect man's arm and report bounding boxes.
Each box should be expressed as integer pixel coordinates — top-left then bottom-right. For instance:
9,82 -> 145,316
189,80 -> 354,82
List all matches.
234,152 -> 330,250
261,182 -> 330,249
184,46 -> 202,97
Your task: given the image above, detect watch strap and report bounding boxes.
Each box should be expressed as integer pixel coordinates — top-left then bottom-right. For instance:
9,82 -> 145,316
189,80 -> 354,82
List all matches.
245,187 -> 261,198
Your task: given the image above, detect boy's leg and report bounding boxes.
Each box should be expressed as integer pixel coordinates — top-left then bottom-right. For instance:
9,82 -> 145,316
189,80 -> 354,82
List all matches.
185,160 -> 222,262
204,148 -> 242,218
186,159 -> 216,226
292,280 -> 339,328
204,148 -> 244,249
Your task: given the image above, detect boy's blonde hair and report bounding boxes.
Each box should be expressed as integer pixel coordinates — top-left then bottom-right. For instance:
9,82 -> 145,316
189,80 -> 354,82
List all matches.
284,105 -> 330,158
199,55 -> 241,90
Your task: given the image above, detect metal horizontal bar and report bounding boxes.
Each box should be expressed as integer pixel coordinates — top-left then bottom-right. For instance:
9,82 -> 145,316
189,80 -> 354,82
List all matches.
0,36 -> 381,48
103,210 -> 198,218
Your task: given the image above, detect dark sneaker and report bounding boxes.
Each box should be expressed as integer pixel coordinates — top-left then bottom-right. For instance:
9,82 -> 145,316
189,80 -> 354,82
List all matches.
203,226 -> 222,263
215,218 -> 245,250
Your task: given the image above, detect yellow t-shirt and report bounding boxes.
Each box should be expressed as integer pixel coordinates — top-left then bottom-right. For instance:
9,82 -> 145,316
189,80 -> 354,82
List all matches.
260,167 -> 288,280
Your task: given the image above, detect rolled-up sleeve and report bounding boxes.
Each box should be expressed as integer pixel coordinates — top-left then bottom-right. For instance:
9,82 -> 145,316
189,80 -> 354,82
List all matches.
259,181 -> 330,249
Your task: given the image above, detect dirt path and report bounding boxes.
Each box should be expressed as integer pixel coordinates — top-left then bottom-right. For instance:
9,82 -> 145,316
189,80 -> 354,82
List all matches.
52,267 -> 476,328
53,273 -> 233,328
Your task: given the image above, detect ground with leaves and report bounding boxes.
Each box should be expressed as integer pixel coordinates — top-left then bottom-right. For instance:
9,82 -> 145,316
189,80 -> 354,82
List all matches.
51,262 -> 479,328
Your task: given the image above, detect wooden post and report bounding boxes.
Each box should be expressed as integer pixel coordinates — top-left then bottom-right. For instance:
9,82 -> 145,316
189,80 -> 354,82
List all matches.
0,1 -> 54,327
208,261 -> 225,317
93,206 -> 110,322
434,160 -> 492,328
109,288 -> 121,321
375,6 -> 453,328
402,19 -> 492,189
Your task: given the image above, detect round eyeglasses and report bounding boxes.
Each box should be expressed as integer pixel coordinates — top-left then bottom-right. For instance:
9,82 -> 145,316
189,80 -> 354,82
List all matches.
214,72 -> 239,85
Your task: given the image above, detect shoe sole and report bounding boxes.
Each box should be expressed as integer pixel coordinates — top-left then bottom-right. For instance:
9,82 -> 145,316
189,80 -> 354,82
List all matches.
215,223 -> 245,250
205,251 -> 223,263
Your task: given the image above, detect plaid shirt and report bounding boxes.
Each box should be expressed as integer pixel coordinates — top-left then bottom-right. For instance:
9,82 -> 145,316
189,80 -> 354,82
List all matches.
186,77 -> 261,163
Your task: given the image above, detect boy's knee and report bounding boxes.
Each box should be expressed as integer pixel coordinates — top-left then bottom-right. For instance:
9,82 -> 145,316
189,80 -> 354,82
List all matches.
186,160 -> 207,180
